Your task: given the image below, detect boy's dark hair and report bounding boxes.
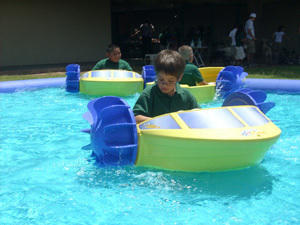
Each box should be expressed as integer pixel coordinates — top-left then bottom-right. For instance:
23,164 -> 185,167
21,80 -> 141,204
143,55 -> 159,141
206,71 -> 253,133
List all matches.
154,50 -> 185,79
106,44 -> 120,53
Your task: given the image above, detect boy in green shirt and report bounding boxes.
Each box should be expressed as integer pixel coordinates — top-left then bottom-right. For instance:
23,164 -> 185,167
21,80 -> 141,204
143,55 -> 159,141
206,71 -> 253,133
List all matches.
92,44 -> 133,71
178,45 -> 207,86
133,49 -> 199,123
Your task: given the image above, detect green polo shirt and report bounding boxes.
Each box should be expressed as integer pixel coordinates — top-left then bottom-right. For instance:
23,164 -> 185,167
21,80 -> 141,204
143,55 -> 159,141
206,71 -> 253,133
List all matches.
92,58 -> 133,71
133,83 -> 199,117
179,62 -> 204,86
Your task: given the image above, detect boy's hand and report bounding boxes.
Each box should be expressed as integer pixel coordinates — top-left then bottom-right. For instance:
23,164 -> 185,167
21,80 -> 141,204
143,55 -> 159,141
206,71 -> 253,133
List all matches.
135,115 -> 152,124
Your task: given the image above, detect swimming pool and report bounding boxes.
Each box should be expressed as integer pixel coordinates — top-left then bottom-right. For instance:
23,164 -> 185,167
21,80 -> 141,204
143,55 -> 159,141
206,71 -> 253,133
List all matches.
1,88 -> 299,224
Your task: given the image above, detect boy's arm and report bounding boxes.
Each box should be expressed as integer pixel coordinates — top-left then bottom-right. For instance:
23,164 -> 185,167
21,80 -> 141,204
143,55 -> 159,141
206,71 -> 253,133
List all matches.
126,62 -> 133,71
191,97 -> 199,109
188,91 -> 200,109
196,80 -> 208,85
92,60 -> 103,70
120,60 -> 133,71
194,67 -> 207,85
133,92 -> 152,123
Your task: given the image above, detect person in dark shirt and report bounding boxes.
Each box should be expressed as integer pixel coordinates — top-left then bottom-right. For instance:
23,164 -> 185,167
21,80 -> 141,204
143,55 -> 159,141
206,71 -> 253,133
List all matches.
92,44 -> 132,71
178,45 -> 207,86
139,20 -> 155,57
133,49 -> 198,123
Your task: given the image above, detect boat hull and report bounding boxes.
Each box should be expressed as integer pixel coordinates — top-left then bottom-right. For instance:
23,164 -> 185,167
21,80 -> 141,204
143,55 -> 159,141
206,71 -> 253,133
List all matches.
79,70 -> 144,96
136,134 -> 279,172
181,84 -> 216,103
135,106 -> 281,172
80,80 -> 143,96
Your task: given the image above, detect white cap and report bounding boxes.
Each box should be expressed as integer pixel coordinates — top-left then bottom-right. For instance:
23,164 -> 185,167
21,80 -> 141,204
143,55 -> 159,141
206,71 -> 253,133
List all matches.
250,13 -> 256,18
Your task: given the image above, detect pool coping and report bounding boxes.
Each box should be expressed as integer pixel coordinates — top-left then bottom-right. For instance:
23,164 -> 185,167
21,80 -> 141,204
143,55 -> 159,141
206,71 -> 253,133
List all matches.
1,77 -> 300,93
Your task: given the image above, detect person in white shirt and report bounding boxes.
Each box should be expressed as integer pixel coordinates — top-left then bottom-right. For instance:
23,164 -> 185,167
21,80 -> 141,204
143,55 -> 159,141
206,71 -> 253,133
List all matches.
244,13 -> 256,66
228,25 -> 246,65
229,27 -> 238,46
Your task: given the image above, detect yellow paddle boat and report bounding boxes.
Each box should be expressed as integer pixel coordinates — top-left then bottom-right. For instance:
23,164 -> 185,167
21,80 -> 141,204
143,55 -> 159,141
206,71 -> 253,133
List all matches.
83,96 -> 281,172
79,70 -> 144,96
182,66 -> 223,103
136,105 -> 281,172
199,67 -> 224,82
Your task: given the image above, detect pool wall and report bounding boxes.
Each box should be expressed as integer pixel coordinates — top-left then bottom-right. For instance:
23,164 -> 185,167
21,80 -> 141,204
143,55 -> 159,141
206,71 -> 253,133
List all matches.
0,77 -> 66,93
0,77 -> 300,93
245,78 -> 300,93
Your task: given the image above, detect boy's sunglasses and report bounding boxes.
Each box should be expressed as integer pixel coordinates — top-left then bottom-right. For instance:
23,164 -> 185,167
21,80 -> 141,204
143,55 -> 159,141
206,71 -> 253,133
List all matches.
157,78 -> 177,86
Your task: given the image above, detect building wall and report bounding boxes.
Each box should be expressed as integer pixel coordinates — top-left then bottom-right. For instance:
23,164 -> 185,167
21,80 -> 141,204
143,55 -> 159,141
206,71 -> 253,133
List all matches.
0,0 -> 111,67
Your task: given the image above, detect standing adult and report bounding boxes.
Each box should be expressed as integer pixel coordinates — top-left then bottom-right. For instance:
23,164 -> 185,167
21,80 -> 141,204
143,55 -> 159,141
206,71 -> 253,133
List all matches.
244,13 -> 257,66
139,20 -> 155,57
229,25 -> 246,65
229,26 -> 238,47
273,26 -> 287,64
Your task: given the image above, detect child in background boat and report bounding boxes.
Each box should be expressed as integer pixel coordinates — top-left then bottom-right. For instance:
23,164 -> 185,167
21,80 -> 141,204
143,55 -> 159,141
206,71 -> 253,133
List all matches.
133,49 -> 199,123
178,45 -> 208,86
92,44 -> 133,71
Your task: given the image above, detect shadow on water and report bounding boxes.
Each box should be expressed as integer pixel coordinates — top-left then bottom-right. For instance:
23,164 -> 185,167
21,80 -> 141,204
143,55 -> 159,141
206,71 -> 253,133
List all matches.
72,92 -> 140,102
167,165 -> 275,201
77,158 -> 275,201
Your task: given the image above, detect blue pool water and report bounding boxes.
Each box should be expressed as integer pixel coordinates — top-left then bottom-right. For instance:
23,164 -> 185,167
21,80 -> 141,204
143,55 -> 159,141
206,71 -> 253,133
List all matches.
0,88 -> 299,225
